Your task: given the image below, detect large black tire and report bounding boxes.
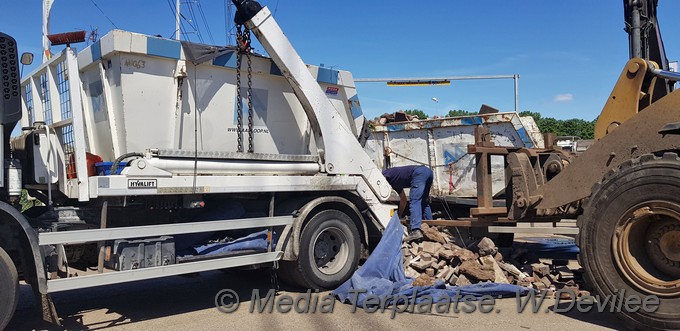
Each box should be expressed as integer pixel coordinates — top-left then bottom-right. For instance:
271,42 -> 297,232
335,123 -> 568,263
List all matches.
578,153 -> 680,330
0,247 -> 19,331
279,209 -> 360,290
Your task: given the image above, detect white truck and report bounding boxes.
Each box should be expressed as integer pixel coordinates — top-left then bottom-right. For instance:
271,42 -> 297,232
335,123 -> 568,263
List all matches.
0,2 -> 395,327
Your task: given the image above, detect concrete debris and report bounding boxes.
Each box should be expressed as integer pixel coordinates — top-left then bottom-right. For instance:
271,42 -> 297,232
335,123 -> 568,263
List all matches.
497,261 -> 523,278
455,274 -> 472,286
372,111 -> 422,126
557,266 -> 574,280
438,249 -> 456,260
405,267 -> 420,279
459,260 -> 495,282
421,223 -> 449,244
421,241 -> 441,255
412,274 -> 436,287
560,286 -> 580,300
401,224 -> 584,291
540,277 -> 552,288
531,263 -> 551,277
477,237 -> 498,256
451,248 -> 477,263
480,256 -> 509,284
533,282 -> 546,291
437,260 -> 447,269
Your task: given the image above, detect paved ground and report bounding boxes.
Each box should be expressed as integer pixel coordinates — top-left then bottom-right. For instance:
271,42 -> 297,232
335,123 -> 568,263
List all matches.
7,268 -> 622,331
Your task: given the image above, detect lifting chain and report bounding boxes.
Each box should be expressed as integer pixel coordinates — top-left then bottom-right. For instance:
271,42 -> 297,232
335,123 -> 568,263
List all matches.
235,24 -> 255,153
246,45 -> 254,153
235,25 -> 245,152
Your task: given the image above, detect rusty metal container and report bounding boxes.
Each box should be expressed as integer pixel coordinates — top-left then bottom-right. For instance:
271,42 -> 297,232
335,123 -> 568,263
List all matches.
365,112 -> 543,198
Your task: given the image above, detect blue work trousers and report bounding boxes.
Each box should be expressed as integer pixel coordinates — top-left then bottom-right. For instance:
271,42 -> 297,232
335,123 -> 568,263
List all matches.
409,166 -> 433,231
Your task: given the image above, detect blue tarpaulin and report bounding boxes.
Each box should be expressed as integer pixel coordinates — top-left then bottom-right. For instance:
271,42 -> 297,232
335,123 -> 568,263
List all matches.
333,215 -> 531,307
176,201 -> 275,257
191,229 -> 269,255
514,236 -> 579,260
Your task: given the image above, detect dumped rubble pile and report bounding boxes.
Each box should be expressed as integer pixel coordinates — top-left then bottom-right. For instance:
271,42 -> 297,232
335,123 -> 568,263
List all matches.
403,223 -> 586,298
371,111 -> 421,125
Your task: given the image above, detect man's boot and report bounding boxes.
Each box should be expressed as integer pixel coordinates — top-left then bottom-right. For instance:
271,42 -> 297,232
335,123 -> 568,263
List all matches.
404,229 -> 423,243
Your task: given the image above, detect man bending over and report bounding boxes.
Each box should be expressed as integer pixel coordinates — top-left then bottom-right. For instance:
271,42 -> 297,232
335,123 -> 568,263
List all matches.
382,165 -> 434,243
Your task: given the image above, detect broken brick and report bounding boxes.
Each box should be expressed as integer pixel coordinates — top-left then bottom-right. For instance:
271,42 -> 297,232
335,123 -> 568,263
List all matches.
421,242 -> 440,255
540,276 -> 552,288
420,253 -> 433,262
455,274 -> 471,286
438,249 -> 456,260
531,263 -> 550,277
425,268 -> 436,277
410,259 -> 432,272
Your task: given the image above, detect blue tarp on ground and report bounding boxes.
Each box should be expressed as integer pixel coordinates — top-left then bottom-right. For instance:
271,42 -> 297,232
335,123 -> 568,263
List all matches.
514,236 -> 579,259
333,215 -> 532,307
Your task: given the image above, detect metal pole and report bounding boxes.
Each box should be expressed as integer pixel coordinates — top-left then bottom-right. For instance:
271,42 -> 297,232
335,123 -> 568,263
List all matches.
354,75 -> 517,82
514,74 -> 519,112
631,3 -> 642,58
176,0 -> 181,40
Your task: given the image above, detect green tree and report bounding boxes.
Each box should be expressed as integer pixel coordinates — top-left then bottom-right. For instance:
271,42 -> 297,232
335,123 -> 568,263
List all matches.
447,109 -> 476,117
403,109 -> 429,119
518,111 -> 596,139
518,111 -> 542,121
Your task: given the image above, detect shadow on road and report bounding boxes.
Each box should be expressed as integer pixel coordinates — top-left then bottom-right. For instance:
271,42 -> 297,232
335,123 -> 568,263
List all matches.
8,268 -> 298,330
7,267 -> 623,330
547,301 -> 620,329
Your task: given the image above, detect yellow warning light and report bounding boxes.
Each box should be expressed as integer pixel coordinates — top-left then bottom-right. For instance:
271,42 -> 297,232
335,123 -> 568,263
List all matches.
387,80 -> 451,87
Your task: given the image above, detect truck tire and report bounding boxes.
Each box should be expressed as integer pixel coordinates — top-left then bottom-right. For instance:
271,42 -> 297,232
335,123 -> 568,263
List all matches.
0,247 -> 19,331
279,209 -> 360,290
578,153 -> 680,330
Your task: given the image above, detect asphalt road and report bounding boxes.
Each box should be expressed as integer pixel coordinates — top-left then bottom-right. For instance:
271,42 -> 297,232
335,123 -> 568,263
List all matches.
7,268 -> 623,331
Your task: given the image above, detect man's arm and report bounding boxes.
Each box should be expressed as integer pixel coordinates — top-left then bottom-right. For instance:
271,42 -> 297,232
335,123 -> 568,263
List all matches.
398,191 -> 407,218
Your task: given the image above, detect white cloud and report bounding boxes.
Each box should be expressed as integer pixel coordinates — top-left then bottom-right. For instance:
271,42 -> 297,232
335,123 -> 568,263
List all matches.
553,93 -> 574,102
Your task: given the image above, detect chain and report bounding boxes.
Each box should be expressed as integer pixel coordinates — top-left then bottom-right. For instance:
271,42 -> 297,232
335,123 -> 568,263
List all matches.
236,25 -> 255,153
245,30 -> 254,153
235,25 -> 245,152
270,261 -> 280,293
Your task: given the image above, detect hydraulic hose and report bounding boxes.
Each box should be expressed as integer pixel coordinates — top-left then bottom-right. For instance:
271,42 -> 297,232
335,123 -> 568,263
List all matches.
110,153 -> 144,175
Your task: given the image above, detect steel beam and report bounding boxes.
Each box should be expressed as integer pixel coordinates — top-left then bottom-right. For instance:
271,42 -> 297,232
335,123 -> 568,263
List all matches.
39,216 -> 293,245
47,251 -> 282,293
488,225 -> 579,235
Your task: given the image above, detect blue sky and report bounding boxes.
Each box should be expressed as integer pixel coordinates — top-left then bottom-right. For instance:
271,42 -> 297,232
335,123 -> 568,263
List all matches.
2,0 -> 680,121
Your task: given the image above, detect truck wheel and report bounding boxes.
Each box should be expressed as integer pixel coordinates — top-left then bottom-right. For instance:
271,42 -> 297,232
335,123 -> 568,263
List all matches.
0,247 -> 19,330
578,153 -> 680,330
280,209 -> 360,290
